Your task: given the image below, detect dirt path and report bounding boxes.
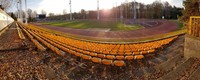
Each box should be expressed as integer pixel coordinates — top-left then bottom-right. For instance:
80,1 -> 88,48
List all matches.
32,20 -> 177,39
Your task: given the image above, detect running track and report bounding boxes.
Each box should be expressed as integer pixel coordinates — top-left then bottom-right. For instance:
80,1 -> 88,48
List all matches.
32,20 -> 177,40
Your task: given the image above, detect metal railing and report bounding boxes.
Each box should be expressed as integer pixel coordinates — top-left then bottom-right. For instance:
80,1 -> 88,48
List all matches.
189,16 -> 200,37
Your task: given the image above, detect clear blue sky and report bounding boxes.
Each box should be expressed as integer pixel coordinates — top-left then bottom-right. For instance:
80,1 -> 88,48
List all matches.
10,0 -> 183,14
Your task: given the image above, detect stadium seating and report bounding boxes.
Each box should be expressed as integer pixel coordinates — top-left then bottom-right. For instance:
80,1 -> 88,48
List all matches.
18,23 -> 178,67
113,60 -> 125,67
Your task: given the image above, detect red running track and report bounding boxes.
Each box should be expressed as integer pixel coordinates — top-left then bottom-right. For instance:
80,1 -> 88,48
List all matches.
31,20 -> 177,39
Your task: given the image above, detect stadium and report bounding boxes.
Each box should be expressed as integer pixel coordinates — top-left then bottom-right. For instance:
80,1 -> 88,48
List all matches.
0,0 -> 200,79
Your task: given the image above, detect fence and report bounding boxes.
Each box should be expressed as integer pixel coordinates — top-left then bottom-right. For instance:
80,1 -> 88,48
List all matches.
189,16 -> 200,37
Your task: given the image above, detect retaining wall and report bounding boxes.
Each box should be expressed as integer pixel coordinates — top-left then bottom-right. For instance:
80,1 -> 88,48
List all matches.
184,35 -> 200,59
0,9 -> 14,31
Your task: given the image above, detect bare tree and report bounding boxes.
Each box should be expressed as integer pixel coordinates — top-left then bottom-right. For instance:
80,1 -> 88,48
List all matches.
0,0 -> 14,10
32,11 -> 37,18
49,13 -> 55,16
27,8 -> 33,21
63,9 -> 67,15
41,9 -> 46,14
80,9 -> 86,19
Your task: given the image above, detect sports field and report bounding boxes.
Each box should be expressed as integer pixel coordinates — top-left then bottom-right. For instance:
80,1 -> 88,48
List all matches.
42,20 -> 144,31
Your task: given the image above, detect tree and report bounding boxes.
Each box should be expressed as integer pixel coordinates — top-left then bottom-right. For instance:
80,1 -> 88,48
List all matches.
41,9 -> 47,14
27,9 -> 32,17
10,12 -> 17,20
80,9 -> 86,19
152,1 -> 163,19
27,9 -> 32,21
48,13 -> 55,17
63,9 -> 67,15
163,1 -> 172,19
182,0 -> 200,22
0,0 -> 14,11
32,11 -> 37,18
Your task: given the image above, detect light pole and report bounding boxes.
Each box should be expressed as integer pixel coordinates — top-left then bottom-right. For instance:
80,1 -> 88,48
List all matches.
120,2 -> 123,22
133,0 -> 137,20
115,2 -> 118,21
125,0 -> 128,19
17,1 -> 19,18
137,3 -> 140,19
18,0 -> 23,22
97,0 -> 100,20
25,0 -> 28,24
69,0 -> 72,20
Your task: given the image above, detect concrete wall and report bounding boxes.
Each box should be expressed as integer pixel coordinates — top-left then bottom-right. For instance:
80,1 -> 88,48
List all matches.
0,9 -> 14,31
184,35 -> 200,59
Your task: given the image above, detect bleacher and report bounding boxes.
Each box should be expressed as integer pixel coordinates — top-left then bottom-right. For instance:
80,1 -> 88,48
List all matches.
17,23 -> 178,67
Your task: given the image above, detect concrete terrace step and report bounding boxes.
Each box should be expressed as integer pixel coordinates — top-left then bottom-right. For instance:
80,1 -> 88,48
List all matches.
188,66 -> 200,80
141,36 -> 185,78
155,53 -> 185,73
143,53 -> 185,78
159,58 -> 199,80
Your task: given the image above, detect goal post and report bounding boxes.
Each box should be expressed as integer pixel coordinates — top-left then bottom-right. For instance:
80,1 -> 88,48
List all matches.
189,16 -> 200,37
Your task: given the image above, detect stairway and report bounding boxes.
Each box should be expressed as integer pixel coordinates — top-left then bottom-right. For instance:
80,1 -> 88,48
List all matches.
159,57 -> 200,80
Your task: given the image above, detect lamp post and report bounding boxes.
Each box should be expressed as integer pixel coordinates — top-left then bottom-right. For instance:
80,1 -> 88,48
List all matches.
133,0 -> 136,20
116,2 -> 118,21
120,2 -> 123,22
97,0 -> 100,20
125,0 -> 128,19
137,3 -> 140,19
25,0 -> 28,24
69,0 -> 72,20
16,1 -> 19,18
18,0 -> 23,22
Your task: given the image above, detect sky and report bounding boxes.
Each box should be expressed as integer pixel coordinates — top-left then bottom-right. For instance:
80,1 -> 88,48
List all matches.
12,0 -> 183,15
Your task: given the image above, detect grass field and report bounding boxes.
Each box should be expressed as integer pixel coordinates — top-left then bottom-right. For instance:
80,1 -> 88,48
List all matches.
30,22 -> 186,43
42,20 -> 144,31
170,20 -> 184,30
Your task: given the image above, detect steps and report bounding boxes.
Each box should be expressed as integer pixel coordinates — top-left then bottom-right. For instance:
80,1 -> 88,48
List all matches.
159,58 -> 200,80
188,67 -> 200,80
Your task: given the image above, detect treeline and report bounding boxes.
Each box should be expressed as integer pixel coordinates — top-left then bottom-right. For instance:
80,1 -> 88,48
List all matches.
46,1 -> 183,21
181,0 -> 200,22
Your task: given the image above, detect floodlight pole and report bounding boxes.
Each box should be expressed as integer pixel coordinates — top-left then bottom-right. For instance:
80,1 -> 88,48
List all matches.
133,0 -> 137,20
125,0 -> 128,19
25,0 -> 28,24
19,0 -> 23,22
69,0 -> 72,20
115,2 -> 117,21
97,0 -> 100,20
16,1 -> 19,18
112,2 -> 115,19
120,2 -> 123,22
